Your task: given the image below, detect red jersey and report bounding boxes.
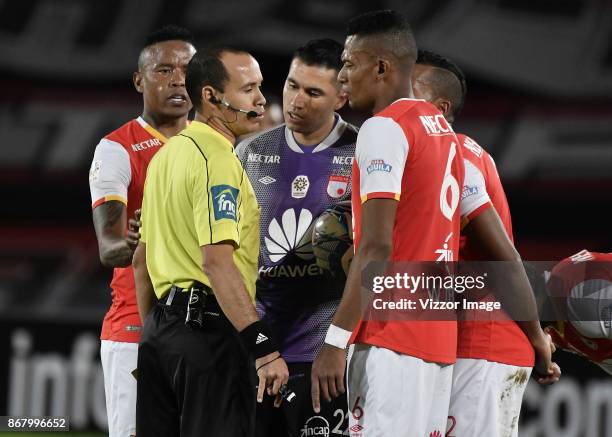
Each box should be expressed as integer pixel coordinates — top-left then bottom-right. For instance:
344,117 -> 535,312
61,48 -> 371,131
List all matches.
89,117 -> 168,342
546,250 -> 612,364
457,133 -> 535,366
350,99 -> 470,364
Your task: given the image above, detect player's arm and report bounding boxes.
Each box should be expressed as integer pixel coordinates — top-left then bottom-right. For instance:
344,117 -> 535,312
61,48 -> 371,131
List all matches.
133,241 -> 155,322
311,116 -> 407,412
92,202 -> 140,267
462,202 -> 560,384
89,139 -> 139,267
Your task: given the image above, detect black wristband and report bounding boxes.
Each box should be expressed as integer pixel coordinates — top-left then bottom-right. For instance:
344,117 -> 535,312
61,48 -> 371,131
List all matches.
239,321 -> 279,360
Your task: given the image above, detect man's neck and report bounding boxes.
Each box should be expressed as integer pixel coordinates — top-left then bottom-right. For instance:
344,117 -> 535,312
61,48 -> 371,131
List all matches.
194,112 -> 236,145
293,114 -> 336,147
141,111 -> 188,139
371,82 -> 414,115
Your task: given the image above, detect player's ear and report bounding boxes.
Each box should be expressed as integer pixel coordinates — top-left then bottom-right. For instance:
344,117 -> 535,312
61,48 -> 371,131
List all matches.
376,59 -> 390,79
433,97 -> 452,121
133,71 -> 144,94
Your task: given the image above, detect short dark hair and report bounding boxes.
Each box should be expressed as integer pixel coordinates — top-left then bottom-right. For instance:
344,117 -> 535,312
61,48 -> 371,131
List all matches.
138,25 -> 194,70
143,24 -> 194,48
346,9 -> 417,68
293,38 -> 343,72
186,46 -> 247,112
417,49 -> 467,118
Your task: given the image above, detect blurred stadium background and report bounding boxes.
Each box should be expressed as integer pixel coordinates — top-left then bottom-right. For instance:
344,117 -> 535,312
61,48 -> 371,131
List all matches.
0,0 -> 611,435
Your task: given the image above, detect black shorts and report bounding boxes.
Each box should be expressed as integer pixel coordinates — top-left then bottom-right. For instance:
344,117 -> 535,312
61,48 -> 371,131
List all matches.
256,362 -> 348,437
136,297 -> 256,437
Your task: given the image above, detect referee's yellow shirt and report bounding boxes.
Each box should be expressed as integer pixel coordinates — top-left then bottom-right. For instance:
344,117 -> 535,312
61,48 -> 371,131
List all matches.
140,121 -> 260,301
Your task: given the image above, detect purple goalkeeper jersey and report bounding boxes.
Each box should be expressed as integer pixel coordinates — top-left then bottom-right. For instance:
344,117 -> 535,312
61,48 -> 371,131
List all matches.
236,114 -> 357,362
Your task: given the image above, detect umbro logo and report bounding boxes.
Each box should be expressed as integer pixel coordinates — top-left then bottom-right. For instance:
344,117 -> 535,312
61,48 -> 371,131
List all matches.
258,175 -> 276,185
256,333 -> 268,344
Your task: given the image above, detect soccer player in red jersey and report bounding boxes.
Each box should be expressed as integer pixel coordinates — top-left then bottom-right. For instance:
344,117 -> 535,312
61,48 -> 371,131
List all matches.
88,25 -> 195,437
412,50 -> 559,436
310,11 -> 559,436
309,10 -> 482,436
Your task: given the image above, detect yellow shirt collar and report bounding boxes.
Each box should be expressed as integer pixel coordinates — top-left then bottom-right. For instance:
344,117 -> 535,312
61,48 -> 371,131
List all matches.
186,120 -> 234,152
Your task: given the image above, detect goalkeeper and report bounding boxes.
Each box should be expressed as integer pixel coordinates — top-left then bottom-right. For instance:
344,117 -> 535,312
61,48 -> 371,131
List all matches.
236,38 -> 357,437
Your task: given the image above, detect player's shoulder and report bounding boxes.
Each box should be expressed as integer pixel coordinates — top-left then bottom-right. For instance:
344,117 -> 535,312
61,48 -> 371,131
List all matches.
336,118 -> 359,146
236,124 -> 285,154
457,133 -> 487,159
378,98 -> 441,120
103,118 -> 141,146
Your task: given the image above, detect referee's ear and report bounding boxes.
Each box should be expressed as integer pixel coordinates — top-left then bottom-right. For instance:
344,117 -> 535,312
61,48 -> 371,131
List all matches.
134,71 -> 144,94
203,86 -> 219,112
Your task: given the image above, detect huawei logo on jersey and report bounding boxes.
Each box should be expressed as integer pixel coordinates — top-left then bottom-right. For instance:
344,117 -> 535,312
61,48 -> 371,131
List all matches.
265,208 -> 314,262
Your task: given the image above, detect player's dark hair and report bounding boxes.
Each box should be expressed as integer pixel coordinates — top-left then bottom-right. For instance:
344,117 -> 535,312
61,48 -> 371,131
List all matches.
346,9 -> 417,69
143,24 -> 194,48
417,49 -> 467,118
186,46 -> 247,112
293,38 -> 343,72
138,25 -> 195,71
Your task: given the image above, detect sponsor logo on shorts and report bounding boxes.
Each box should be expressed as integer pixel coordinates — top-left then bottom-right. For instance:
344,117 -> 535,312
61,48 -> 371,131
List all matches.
300,415 -> 330,437
429,431 -> 442,437
349,423 -> 363,436
366,159 -> 392,174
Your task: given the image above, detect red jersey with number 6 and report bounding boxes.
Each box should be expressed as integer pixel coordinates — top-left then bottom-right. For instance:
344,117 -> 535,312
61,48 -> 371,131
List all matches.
350,99 -> 478,364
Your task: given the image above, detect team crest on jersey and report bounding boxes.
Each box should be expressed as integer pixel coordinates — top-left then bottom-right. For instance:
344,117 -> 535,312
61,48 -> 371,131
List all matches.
292,175 -> 310,198
211,185 -> 239,221
327,174 -> 349,198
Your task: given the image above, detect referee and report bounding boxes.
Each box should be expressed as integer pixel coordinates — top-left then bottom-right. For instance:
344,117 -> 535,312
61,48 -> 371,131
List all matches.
133,46 -> 289,437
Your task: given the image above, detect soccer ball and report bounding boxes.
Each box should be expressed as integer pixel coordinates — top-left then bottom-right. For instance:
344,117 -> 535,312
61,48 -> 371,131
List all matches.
312,201 -> 353,277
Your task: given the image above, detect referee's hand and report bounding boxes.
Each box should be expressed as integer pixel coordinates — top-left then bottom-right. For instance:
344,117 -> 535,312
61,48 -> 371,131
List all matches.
255,352 -> 289,407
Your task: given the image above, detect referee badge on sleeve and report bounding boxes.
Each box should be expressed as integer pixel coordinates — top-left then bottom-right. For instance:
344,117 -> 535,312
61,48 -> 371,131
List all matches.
211,185 -> 239,221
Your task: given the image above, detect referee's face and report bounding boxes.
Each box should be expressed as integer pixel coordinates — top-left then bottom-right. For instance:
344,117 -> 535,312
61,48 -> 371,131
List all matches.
220,52 -> 267,137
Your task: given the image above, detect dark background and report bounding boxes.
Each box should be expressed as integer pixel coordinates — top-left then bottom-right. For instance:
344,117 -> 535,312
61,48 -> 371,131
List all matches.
0,0 -> 611,435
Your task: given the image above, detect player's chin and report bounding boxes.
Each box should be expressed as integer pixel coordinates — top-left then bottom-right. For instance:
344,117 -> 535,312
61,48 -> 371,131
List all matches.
161,104 -> 191,118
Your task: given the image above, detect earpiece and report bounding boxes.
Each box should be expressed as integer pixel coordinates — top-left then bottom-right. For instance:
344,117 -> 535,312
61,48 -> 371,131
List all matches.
378,62 -> 384,74
209,95 -> 220,104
